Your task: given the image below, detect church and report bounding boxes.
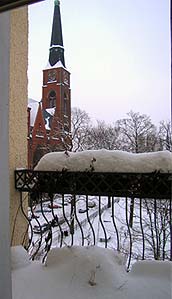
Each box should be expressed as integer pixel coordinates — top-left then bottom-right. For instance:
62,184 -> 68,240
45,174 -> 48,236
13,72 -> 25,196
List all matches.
28,0 -> 71,168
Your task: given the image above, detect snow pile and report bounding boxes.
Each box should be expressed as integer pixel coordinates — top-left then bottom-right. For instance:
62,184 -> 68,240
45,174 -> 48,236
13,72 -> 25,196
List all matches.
12,246 -> 172,299
45,246 -> 126,289
131,260 -> 171,279
11,246 -> 31,270
127,260 -> 172,299
35,149 -> 172,173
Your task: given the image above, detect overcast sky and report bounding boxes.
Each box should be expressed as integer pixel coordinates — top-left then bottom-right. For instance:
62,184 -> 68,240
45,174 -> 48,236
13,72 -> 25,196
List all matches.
28,0 -> 170,125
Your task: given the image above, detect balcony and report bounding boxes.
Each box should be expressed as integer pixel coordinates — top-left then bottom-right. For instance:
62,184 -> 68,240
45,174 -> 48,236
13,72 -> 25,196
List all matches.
15,160 -> 172,270
13,150 -> 172,299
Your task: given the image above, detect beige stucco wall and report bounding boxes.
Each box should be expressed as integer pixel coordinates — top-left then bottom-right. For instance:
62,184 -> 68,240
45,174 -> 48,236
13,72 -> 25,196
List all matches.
9,7 -> 28,245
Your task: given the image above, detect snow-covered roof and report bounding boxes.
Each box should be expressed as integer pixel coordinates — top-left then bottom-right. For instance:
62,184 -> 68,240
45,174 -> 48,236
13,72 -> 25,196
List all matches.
50,44 -> 64,50
45,59 -> 67,70
28,97 -> 56,130
12,245 -> 172,299
35,149 -> 172,173
46,107 -> 56,116
28,98 -> 40,127
43,108 -> 55,131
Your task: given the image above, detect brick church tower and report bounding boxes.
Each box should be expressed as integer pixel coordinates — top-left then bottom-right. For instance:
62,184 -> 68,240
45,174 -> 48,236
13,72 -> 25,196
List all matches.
28,0 -> 71,168
42,0 -> 71,134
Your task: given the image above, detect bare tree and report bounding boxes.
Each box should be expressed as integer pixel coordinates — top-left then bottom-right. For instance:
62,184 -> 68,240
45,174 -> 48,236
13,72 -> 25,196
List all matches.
142,199 -> 170,260
116,111 -> 158,153
85,120 -> 120,150
115,111 -> 158,227
158,121 -> 172,152
115,198 -> 171,261
71,107 -> 91,152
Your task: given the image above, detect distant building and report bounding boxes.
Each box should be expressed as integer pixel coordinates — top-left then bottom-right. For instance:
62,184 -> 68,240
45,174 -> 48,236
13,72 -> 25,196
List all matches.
28,0 -> 71,168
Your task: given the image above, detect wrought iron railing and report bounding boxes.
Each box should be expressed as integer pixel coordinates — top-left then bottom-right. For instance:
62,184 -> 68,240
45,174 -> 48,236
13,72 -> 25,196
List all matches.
15,169 -> 172,270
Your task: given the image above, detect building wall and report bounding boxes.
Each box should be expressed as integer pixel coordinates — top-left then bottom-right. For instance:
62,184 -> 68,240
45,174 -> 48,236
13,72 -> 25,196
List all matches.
28,66 -> 72,168
9,7 -> 28,246
0,10 -> 12,299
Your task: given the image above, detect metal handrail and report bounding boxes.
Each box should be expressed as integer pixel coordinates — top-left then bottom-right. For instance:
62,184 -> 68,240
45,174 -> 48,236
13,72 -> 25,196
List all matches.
14,169 -> 172,270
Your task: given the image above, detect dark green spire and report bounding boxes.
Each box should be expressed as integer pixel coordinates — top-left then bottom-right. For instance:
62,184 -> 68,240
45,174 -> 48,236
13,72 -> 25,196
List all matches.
54,0 -> 60,5
49,0 -> 65,67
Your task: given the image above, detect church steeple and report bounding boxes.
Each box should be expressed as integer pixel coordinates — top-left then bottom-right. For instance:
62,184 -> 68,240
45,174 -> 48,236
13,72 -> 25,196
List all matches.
29,0 -> 71,168
49,0 -> 65,67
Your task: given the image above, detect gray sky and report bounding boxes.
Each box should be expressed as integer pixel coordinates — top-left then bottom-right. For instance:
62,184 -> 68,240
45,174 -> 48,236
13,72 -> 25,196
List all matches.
28,0 -> 171,125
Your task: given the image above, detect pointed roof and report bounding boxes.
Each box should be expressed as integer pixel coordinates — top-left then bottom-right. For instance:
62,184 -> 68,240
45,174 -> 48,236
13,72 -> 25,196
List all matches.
49,0 -> 65,67
28,98 -> 40,127
32,103 -> 47,140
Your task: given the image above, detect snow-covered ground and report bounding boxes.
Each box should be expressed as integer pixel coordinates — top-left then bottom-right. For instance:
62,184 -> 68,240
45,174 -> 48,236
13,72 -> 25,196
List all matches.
12,245 -> 172,299
29,195 -> 171,266
29,195 -> 110,258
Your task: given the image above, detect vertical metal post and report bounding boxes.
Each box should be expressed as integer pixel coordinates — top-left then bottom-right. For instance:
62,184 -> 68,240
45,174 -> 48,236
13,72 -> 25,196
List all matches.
129,197 -> 134,228
70,195 -> 75,235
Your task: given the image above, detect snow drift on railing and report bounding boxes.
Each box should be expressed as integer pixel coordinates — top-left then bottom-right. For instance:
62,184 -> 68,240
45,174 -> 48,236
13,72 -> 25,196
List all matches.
34,150 -> 172,173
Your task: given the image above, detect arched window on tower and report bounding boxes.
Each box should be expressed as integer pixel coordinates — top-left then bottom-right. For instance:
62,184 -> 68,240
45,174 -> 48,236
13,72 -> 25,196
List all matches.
64,93 -> 67,116
48,90 -> 56,108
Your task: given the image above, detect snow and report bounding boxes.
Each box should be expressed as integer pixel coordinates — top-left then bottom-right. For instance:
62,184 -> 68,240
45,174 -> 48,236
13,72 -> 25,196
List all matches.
35,149 -> 172,173
28,98 -> 40,127
131,260 -> 171,279
12,245 -> 172,299
46,107 -> 56,116
45,59 -> 66,70
50,44 -> 64,50
44,108 -> 56,130
45,116 -> 51,130
11,246 -> 31,270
